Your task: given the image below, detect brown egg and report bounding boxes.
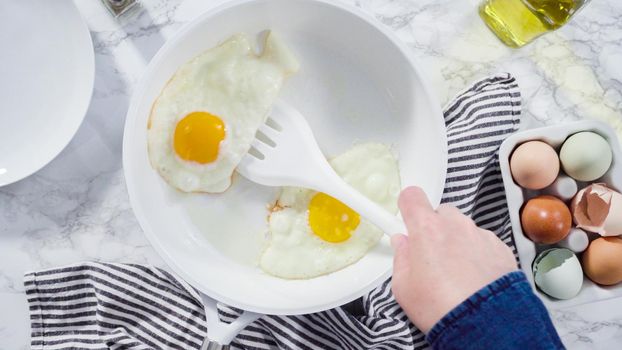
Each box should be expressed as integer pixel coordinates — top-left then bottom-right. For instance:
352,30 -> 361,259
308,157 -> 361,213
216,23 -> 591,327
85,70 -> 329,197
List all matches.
521,195 -> 572,244
510,141 -> 560,190
582,237 -> 622,286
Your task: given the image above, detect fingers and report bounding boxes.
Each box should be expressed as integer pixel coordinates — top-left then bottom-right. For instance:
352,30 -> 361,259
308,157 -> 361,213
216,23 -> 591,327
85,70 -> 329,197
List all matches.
479,228 -> 505,244
391,233 -> 407,250
399,186 -> 434,232
478,228 -> 519,268
437,204 -> 476,232
391,234 -> 410,298
435,203 -> 462,218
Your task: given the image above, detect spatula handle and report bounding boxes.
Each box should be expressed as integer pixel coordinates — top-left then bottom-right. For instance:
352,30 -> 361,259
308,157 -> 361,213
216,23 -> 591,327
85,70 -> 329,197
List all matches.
316,170 -> 407,237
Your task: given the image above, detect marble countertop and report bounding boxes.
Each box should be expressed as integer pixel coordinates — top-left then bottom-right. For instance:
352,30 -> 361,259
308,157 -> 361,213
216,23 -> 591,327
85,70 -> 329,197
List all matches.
1,0 -> 622,348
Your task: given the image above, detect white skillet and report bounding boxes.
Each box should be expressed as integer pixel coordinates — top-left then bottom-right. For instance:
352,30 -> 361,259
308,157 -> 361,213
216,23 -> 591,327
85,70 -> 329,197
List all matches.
123,0 -> 447,345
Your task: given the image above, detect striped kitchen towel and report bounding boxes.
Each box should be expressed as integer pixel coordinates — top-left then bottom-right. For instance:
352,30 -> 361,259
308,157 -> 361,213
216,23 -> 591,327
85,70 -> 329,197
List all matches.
25,73 -> 521,350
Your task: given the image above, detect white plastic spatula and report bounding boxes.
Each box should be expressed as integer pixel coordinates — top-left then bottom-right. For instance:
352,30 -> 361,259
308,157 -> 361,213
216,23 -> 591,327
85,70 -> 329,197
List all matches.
237,101 -> 407,236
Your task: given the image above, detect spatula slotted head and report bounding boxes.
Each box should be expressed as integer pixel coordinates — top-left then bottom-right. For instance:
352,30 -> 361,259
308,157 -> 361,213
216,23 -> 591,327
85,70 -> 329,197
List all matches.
236,101 -> 329,189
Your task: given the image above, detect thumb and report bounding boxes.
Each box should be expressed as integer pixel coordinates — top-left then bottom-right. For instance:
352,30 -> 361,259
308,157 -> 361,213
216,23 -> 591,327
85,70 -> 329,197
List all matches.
391,234 -> 410,289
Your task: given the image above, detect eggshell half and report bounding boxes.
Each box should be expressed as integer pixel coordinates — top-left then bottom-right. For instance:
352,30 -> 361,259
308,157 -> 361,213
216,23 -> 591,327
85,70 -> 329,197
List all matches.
533,248 -> 583,300
605,192 -> 622,235
571,184 -> 622,237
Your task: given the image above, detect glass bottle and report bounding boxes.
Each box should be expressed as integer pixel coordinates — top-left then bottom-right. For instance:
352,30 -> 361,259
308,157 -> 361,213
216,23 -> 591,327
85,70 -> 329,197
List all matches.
480,0 -> 590,48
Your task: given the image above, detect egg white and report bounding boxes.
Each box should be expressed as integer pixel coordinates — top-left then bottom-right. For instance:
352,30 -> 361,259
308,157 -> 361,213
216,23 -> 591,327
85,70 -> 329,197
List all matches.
260,143 -> 401,279
148,32 -> 299,192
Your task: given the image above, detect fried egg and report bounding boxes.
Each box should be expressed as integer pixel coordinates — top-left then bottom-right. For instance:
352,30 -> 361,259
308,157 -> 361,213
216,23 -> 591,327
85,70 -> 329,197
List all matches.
260,143 -> 401,279
148,32 -> 299,192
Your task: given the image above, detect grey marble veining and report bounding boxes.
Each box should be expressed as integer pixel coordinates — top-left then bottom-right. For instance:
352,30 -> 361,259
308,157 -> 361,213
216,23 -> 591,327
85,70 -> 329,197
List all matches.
1,0 -> 621,348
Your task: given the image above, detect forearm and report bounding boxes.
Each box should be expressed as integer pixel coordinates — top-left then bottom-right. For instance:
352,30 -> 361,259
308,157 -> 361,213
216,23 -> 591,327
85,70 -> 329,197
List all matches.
426,271 -> 564,350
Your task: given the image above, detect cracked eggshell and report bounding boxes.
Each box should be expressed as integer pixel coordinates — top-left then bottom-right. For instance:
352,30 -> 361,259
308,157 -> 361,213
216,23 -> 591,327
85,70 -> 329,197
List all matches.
571,184 -> 622,237
533,248 -> 583,300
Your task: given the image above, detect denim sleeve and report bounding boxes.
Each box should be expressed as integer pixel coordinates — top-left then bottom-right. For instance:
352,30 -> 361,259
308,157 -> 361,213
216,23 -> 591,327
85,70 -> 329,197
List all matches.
426,271 -> 564,350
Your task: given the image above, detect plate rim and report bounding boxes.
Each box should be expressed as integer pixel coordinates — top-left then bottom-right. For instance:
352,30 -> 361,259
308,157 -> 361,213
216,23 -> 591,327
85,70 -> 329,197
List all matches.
0,0 -> 95,187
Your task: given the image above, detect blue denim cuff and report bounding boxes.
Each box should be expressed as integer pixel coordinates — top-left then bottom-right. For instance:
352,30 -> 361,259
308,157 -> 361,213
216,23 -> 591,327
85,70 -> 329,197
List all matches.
426,271 -> 564,349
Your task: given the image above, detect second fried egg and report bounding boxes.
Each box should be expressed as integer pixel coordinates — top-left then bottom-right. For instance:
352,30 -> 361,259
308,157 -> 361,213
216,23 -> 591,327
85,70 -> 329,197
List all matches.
260,143 -> 401,279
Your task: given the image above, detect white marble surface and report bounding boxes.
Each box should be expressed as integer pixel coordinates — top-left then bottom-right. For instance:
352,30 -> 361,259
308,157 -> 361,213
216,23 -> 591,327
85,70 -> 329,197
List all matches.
1,0 -> 622,348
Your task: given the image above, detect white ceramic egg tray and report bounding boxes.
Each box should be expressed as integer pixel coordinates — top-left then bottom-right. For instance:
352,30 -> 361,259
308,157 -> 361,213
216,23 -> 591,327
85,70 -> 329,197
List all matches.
499,120 -> 622,309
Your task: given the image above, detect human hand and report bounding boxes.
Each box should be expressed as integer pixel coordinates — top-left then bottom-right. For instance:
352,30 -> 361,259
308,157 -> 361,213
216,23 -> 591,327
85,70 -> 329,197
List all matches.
391,187 -> 518,333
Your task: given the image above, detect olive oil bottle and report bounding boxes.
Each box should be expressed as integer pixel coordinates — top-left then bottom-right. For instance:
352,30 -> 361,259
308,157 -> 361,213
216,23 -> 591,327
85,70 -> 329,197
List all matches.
480,0 -> 588,48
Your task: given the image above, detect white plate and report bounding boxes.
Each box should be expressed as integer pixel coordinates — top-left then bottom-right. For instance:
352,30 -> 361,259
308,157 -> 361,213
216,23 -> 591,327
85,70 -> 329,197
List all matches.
500,120 -> 622,309
123,0 -> 447,315
0,0 -> 94,186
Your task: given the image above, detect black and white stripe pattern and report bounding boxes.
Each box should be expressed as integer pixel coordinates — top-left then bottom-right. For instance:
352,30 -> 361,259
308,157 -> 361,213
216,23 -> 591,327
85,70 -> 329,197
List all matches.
25,73 -> 521,350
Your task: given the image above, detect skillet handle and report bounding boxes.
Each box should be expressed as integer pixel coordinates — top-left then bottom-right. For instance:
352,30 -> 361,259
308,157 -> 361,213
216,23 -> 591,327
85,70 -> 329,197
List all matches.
199,293 -> 262,349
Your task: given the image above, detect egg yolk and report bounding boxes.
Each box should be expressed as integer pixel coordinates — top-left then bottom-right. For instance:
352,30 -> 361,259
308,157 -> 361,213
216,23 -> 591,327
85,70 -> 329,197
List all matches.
308,193 -> 360,243
174,112 -> 225,164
